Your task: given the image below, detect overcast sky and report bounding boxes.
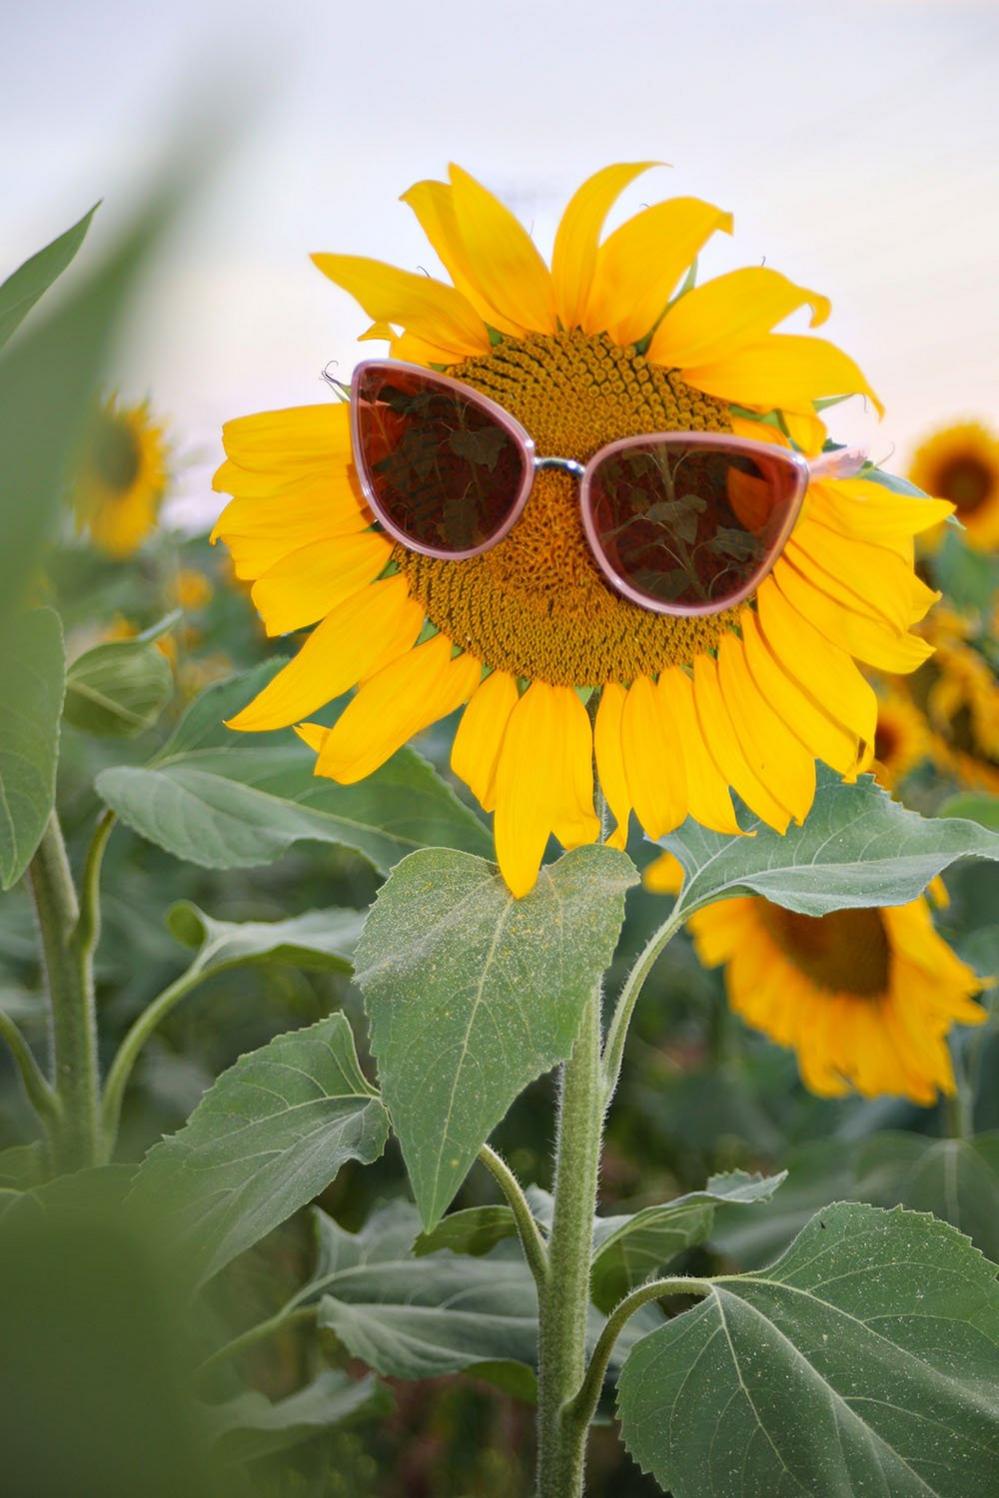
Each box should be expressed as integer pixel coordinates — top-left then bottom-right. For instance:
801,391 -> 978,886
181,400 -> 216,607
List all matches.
7,0 -> 999,525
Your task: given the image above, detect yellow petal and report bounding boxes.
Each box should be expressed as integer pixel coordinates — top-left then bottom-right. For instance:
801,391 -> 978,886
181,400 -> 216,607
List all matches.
643,849 -> 685,895
551,162 -> 659,331
401,178 -> 508,330
584,196 -> 733,345
739,607 -> 857,774
657,668 -> 742,834
782,410 -> 826,455
311,253 -> 490,358
493,682 -> 567,898
219,403 -> 351,468
809,478 -> 954,540
774,562 -> 933,673
316,635 -> 481,783
716,632 -> 816,823
682,334 -> 884,419
550,688 -> 600,851
621,676 -> 687,839
251,531 -> 392,636
786,532 -> 939,634
388,329 -> 457,366
594,682 -> 632,850
294,722 -> 328,754
447,164 -> 557,334
692,652 -> 791,832
650,268 -> 830,370
451,670 -> 520,814
755,576 -> 877,742
227,576 -> 422,732
358,321 -> 395,342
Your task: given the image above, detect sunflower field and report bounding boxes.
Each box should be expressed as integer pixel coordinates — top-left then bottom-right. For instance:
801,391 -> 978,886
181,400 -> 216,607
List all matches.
3,99 -> 999,1498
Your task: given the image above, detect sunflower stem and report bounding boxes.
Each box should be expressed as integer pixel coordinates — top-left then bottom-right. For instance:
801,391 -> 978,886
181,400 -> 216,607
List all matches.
601,903 -> 685,1107
27,814 -> 102,1172
535,984 -> 604,1498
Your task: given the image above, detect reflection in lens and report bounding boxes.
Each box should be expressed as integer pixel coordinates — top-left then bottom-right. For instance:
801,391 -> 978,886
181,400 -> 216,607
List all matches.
588,441 -> 800,608
354,366 -> 527,554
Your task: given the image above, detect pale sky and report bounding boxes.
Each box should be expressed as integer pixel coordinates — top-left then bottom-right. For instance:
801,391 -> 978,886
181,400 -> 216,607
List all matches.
6,0 -> 999,526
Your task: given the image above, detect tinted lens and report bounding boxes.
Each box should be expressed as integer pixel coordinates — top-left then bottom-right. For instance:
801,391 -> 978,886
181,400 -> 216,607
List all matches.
587,440 -> 801,609
353,365 -> 528,555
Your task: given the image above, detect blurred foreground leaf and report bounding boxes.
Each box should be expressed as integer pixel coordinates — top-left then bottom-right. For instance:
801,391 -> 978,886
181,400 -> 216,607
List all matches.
355,844 -> 638,1229
0,202 -> 97,350
619,1203 -> 999,1496
130,1013 -> 389,1284
97,664 -> 491,872
65,635 -> 173,738
166,900 -> 364,976
0,608 -> 65,889
660,768 -> 999,918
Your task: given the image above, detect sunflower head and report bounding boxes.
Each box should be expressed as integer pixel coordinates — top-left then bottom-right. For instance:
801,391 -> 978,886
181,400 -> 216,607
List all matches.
870,690 -> 931,790
75,397 -> 168,558
689,893 -> 984,1104
213,162 -> 953,896
909,419 -> 999,553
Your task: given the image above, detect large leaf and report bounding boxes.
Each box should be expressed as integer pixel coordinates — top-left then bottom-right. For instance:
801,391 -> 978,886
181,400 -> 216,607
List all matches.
64,637 -> 172,738
857,1132 -> 999,1262
355,844 -> 638,1229
0,609 -> 65,889
96,663 -> 490,873
206,1369 -> 384,1465
165,900 -> 364,977
660,767 -> 999,918
0,204 -> 97,351
711,1139 -> 856,1269
590,1170 -> 784,1313
619,1202 -> 999,1496
129,1015 -> 389,1283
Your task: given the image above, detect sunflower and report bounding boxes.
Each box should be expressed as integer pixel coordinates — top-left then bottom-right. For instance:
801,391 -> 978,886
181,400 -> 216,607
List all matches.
75,397 -> 169,558
909,419 -> 999,552
870,690 -> 931,790
687,894 -> 984,1104
213,163 -> 952,897
918,616 -> 999,793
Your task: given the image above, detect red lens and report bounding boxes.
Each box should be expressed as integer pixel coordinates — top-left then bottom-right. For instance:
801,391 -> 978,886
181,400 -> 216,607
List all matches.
353,365 -> 528,556
586,439 -> 802,610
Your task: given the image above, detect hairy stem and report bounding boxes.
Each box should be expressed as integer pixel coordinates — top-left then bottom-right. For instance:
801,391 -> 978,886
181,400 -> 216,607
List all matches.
27,814 -> 101,1171
601,904 -> 684,1107
535,985 -> 604,1498
0,1009 -> 61,1127
101,961 -> 208,1151
479,1143 -> 549,1290
72,809 -> 115,960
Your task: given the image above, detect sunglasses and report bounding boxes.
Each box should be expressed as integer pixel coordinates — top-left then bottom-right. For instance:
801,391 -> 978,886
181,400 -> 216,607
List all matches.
349,359 -> 867,618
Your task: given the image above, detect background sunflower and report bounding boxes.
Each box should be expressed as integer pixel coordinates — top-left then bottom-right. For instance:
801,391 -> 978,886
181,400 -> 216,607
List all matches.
74,396 -> 168,558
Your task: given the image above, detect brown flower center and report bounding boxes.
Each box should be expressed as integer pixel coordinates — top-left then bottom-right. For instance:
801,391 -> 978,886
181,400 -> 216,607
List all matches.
760,904 -> 891,997
91,412 -> 141,495
393,331 -> 739,685
935,456 -> 994,517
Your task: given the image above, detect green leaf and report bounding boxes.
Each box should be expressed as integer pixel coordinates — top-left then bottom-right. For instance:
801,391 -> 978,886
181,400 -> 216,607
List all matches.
0,609 -> 65,889
0,204 -> 97,351
96,664 -> 491,872
619,1202 -> 999,1496
0,1143 -> 46,1192
64,637 -> 172,738
129,1015 -> 389,1284
206,1368 -> 385,1465
165,900 -> 364,977
856,1132 -> 999,1262
302,1202 -> 540,1390
590,1171 -> 785,1313
413,1204 -> 520,1259
660,767 -> 999,919
940,793 -> 999,833
711,1139 -> 856,1269
354,844 -> 638,1229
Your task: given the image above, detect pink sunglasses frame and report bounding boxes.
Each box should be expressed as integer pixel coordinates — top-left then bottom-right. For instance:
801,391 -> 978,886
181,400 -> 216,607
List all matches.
349,357 -> 867,618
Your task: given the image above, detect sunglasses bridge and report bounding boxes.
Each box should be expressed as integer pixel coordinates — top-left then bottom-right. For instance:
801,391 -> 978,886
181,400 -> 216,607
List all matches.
534,455 -> 586,479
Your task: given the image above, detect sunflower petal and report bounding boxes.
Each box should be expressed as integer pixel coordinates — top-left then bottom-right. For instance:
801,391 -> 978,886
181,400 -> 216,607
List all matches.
315,635 -> 481,783
786,532 -> 939,633
594,682 -> 632,850
739,608 -> 857,774
682,333 -> 884,418
251,531 -> 392,637
809,477 -> 953,540
716,633 -> 816,823
755,577 -> 877,742
774,562 -> 933,672
550,688 -> 600,851
657,668 -> 742,834
493,681 -> 586,898
551,162 -> 659,331
650,268 -> 830,369
451,670 -> 520,815
621,676 -> 686,838
311,253 -> 490,357
584,197 -> 733,344
692,652 -> 792,832
227,576 -> 422,732
401,178 -> 510,331
447,164 -> 557,334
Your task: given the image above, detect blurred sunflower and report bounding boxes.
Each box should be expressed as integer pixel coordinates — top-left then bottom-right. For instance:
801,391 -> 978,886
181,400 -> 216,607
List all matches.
213,163 -> 951,896
75,397 -> 168,558
920,616 -> 999,793
909,419 -> 999,552
870,690 -> 931,790
687,894 -> 984,1104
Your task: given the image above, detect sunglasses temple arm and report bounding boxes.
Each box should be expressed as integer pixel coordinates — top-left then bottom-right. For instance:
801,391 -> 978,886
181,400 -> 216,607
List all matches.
806,445 -> 869,480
